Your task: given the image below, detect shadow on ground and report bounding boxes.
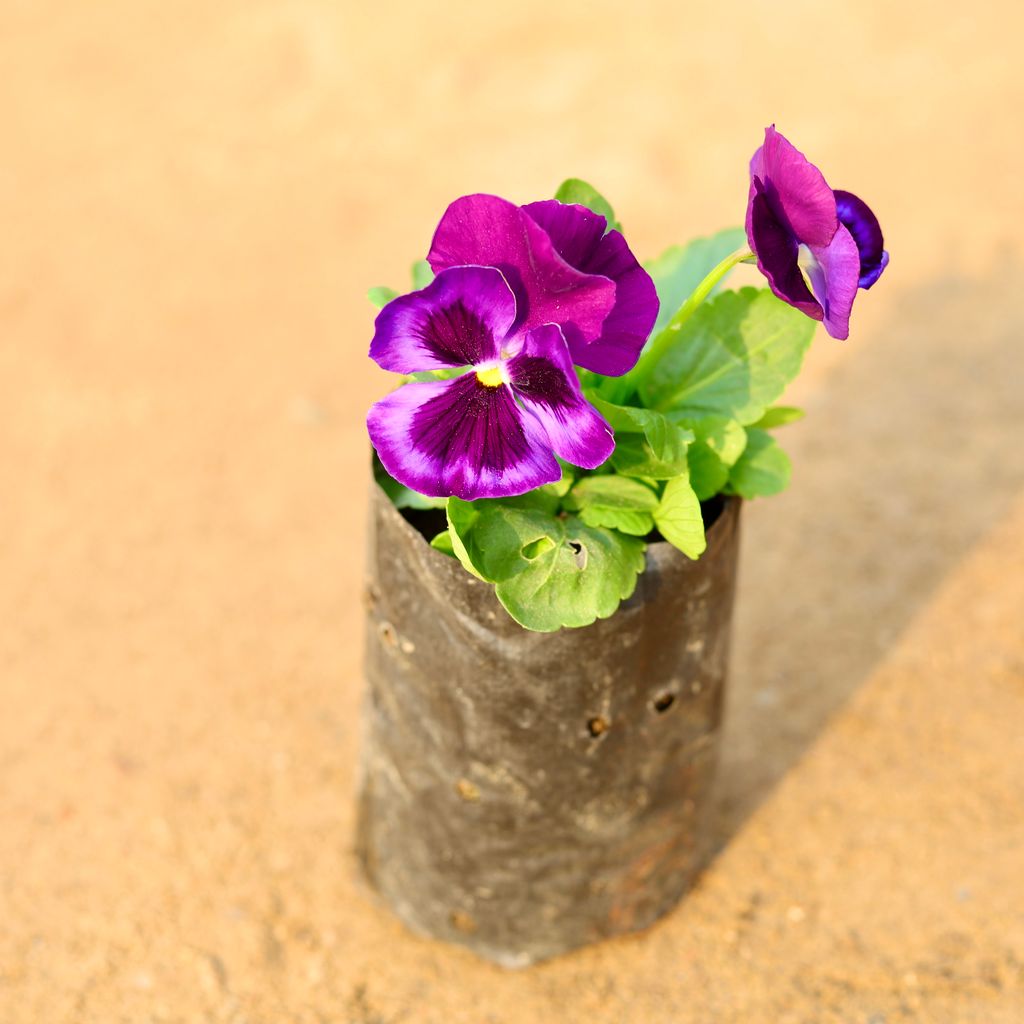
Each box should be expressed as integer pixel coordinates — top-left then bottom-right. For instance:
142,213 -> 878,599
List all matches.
713,268 -> 1024,841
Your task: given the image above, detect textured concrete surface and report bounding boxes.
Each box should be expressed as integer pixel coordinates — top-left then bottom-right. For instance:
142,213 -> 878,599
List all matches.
2,2 -> 1023,1021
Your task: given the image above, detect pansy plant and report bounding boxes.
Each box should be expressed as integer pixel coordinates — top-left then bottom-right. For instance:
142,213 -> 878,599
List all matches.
366,126 -> 888,631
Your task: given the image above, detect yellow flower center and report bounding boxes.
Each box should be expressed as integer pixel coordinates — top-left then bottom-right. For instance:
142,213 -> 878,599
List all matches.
475,366 -> 504,388
797,243 -> 821,298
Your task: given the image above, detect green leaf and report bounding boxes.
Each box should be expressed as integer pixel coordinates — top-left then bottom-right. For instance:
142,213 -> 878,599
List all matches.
494,515 -> 646,632
482,471 -> 574,516
653,474 -> 706,558
430,529 -> 455,556
638,287 -> 816,423
368,263 -> 432,308
486,466 -> 574,515
644,227 -> 747,335
498,488 -> 561,515
583,366 -> 639,405
590,398 -> 694,479
374,455 -> 447,510
586,375 -> 633,405
727,428 -> 792,498
367,286 -> 398,309
750,405 -> 805,429
686,443 -> 730,502
670,414 -> 747,464
411,259 -> 434,290
554,179 -> 620,232
668,414 -> 747,501
407,367 -> 467,383
445,497 -> 648,631
607,435 -> 685,480
445,497 -> 486,580
579,505 -> 654,536
446,499 -> 560,582
564,476 -> 658,537
543,467 -> 575,498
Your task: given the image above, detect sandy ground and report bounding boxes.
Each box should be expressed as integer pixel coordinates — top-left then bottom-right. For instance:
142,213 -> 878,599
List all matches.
2,2 -> 1023,1021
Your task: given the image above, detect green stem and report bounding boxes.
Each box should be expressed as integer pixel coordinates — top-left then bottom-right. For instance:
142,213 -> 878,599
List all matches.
626,246 -> 752,396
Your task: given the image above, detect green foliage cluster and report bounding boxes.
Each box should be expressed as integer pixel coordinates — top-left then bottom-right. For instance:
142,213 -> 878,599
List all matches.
369,184 -> 816,631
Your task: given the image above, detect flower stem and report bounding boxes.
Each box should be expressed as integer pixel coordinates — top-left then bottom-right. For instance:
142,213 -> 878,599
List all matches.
626,246 -> 753,397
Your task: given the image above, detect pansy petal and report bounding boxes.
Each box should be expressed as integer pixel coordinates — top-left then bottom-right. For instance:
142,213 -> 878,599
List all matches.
834,189 -> 889,289
806,223 -> 861,340
576,229 -> 659,375
427,193 -> 616,347
506,324 -> 614,470
367,375 -> 560,500
369,265 -> 515,374
525,201 -> 659,376
522,200 -> 608,269
755,126 -> 838,248
748,178 -> 822,320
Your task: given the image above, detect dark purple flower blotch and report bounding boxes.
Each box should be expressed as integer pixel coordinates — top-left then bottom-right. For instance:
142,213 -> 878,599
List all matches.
745,126 -> 888,339
367,266 -> 614,501
834,189 -> 889,289
428,194 -> 659,376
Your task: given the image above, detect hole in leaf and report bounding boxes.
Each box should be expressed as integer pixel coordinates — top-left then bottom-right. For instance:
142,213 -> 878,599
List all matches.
587,715 -> 609,738
378,621 -> 398,648
568,539 -> 587,570
522,536 -> 554,560
652,692 -> 675,713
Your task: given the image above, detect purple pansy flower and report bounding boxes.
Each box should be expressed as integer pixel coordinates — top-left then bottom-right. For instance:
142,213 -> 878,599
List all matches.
746,126 -> 889,339
428,194 -> 659,376
367,265 -> 614,500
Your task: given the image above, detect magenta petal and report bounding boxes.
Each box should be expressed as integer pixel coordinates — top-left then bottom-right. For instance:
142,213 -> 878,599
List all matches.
573,227 -> 660,375
754,126 -> 838,248
833,189 -> 889,289
521,199 -> 608,267
506,324 -> 614,470
369,266 -> 515,373
367,375 -> 560,500
747,178 -> 822,320
806,223 -> 861,340
524,200 -> 659,375
427,193 -> 616,348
